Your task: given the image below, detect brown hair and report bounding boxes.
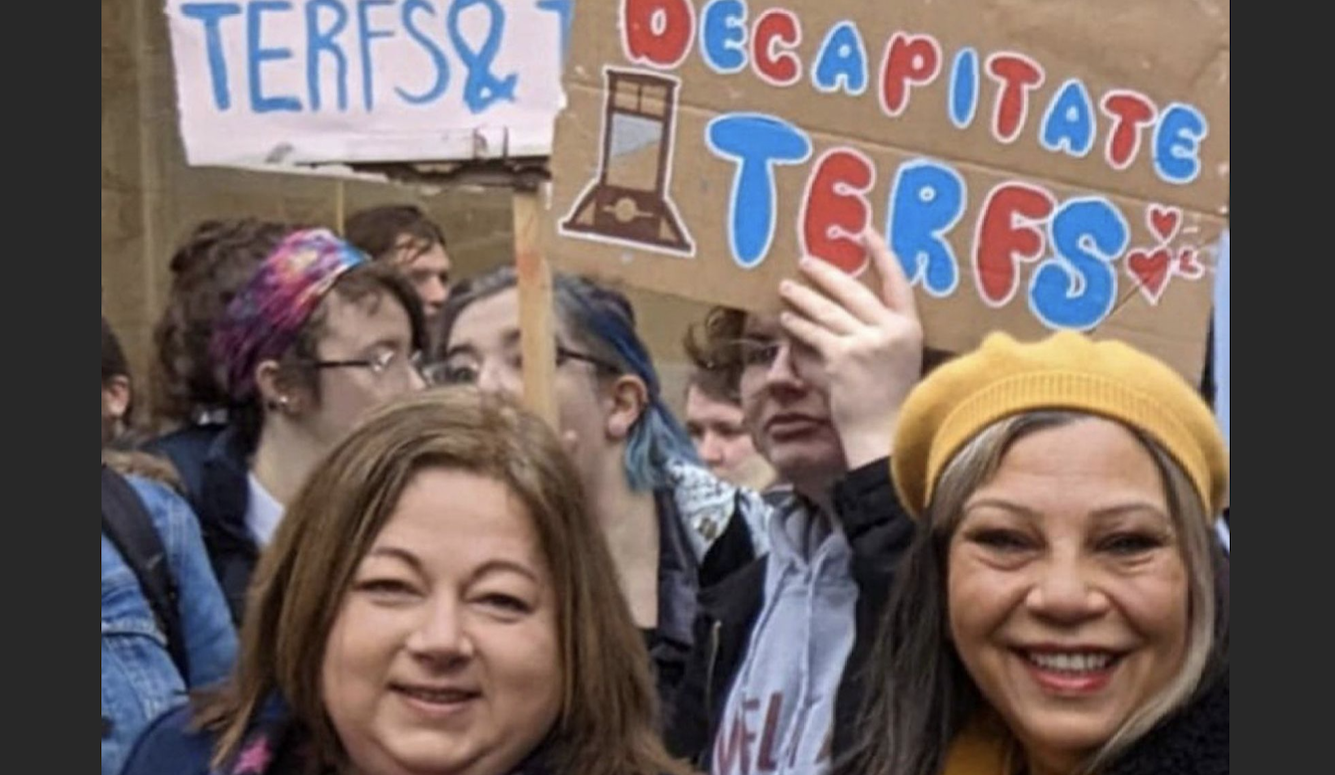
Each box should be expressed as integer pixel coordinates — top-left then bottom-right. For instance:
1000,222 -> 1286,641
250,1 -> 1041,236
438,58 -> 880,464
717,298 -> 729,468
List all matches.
343,204 -> 446,263
103,316 -> 182,484
682,308 -> 747,404
196,388 -> 694,775
682,305 -> 957,400
227,261 -> 428,453
150,219 -> 298,428
102,316 -> 131,386
682,306 -> 748,398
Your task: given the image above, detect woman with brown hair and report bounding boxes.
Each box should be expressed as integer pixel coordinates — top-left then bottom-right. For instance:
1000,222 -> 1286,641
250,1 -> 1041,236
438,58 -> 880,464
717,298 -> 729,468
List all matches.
121,388 -> 695,775
842,331 -> 1229,775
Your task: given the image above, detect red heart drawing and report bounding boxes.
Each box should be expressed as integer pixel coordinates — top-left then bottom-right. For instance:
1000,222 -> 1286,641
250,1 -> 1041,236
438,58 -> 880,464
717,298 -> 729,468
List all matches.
1127,247 -> 1172,303
1176,247 -> 1204,280
1147,205 -> 1181,244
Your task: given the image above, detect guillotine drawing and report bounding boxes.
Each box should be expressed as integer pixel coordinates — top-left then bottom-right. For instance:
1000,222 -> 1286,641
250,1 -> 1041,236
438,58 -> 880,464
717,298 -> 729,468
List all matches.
561,68 -> 694,254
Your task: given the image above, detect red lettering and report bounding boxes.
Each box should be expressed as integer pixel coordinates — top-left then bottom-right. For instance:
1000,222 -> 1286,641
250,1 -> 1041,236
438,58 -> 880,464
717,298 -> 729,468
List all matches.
800,148 -> 875,275
621,0 -> 694,68
1100,90 -> 1156,169
986,53 -> 1044,142
713,699 -> 761,775
879,32 -> 941,116
713,715 -> 744,774
757,692 -> 784,771
751,9 -> 801,85
973,183 -> 1055,305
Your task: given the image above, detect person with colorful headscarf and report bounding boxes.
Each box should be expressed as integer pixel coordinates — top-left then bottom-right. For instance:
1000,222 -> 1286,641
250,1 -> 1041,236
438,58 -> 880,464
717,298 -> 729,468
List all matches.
429,266 -> 775,719
145,219 -> 298,501
192,228 -> 428,623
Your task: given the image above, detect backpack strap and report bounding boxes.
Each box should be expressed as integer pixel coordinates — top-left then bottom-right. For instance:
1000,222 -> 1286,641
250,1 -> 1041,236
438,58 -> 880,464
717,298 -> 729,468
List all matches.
101,465 -> 189,679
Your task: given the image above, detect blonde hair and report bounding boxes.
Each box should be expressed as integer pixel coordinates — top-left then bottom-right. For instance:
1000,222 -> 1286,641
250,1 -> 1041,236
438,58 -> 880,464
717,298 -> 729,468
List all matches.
195,387 -> 694,775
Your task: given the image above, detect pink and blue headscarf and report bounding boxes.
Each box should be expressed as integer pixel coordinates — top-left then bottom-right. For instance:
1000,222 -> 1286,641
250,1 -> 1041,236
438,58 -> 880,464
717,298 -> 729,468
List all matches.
210,228 -> 368,400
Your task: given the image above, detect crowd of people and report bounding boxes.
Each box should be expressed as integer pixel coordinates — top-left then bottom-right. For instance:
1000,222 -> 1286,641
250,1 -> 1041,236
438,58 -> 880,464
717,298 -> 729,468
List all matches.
103,202 -> 1230,775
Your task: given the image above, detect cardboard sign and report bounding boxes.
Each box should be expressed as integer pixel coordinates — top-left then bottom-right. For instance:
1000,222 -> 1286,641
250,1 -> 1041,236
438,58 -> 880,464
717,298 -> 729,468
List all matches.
547,0 -> 1229,379
163,0 -> 570,166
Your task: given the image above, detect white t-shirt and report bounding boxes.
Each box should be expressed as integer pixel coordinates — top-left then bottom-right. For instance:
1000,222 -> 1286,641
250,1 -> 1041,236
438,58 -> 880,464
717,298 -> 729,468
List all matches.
244,471 -> 284,546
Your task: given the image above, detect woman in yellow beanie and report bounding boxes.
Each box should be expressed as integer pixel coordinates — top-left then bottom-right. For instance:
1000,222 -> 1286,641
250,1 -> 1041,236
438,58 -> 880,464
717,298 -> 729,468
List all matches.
841,331 -> 1229,775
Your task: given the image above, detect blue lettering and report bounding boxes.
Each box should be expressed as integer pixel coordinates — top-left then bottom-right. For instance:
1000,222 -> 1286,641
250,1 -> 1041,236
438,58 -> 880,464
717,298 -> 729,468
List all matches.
536,0 -> 574,64
812,21 -> 868,95
1153,103 -> 1208,184
1030,198 -> 1129,330
306,0 -> 349,112
181,3 -> 242,111
948,47 -> 978,129
448,0 -> 518,113
356,0 -> 395,110
701,0 -> 747,74
1040,78 -> 1095,157
706,114 -> 812,268
247,1 -> 301,113
398,0 -> 449,104
886,160 -> 966,296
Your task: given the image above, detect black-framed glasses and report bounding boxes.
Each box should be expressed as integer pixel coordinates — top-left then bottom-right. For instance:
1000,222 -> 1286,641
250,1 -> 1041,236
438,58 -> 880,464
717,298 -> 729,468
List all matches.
555,345 -> 621,375
422,344 -> 621,386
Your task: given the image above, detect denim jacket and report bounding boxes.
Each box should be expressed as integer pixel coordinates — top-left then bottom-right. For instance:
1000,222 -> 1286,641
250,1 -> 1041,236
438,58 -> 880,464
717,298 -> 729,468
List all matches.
102,474 -> 238,775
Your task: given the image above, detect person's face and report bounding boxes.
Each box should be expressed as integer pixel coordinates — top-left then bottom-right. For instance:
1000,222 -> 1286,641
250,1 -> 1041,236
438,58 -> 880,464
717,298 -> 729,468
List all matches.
684,385 -> 762,485
440,288 -> 617,483
736,313 -> 845,492
306,291 -> 426,446
322,468 -> 562,775
395,236 -> 452,324
101,376 -> 131,447
947,418 -> 1189,775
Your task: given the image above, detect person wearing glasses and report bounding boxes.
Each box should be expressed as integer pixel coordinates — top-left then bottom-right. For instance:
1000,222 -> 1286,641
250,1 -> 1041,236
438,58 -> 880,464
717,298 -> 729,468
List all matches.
427,266 -> 774,720
663,230 -> 924,775
194,228 -> 428,624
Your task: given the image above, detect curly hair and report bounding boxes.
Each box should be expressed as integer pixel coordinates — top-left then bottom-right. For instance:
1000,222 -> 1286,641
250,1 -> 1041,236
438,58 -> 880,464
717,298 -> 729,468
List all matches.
149,219 -> 300,428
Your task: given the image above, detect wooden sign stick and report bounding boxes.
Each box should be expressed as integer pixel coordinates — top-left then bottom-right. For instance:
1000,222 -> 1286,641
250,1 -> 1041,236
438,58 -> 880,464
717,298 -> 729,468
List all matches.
514,184 -> 558,426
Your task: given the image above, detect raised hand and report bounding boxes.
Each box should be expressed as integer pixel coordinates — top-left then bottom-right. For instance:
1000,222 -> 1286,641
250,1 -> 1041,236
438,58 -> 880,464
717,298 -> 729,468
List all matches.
777,229 -> 924,468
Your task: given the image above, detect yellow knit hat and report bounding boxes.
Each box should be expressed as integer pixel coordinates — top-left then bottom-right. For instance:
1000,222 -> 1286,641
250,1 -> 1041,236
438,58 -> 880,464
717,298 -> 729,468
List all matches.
891,331 -> 1228,521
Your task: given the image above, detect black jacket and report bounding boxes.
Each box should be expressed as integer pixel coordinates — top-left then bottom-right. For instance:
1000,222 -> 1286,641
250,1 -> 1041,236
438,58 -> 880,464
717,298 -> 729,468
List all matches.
144,422 -> 227,510
186,425 -> 258,625
663,458 -> 915,767
1109,553 -> 1230,775
1107,667 -> 1229,775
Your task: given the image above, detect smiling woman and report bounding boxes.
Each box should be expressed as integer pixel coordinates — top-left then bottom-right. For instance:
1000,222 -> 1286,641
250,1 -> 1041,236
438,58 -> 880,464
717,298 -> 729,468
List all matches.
842,331 -> 1229,775
118,388 -> 694,775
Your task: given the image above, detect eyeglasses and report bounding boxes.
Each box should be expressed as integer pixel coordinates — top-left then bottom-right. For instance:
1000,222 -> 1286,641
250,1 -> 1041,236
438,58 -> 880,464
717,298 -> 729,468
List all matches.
555,345 -> 621,374
306,348 -> 426,378
422,345 -> 621,387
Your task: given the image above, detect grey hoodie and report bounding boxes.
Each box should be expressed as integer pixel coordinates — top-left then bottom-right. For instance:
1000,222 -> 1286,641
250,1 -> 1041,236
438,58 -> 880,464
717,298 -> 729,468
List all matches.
710,495 -> 858,775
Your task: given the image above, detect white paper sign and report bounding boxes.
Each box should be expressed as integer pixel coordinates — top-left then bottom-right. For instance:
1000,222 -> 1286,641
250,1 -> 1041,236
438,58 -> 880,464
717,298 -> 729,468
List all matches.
164,0 -> 569,166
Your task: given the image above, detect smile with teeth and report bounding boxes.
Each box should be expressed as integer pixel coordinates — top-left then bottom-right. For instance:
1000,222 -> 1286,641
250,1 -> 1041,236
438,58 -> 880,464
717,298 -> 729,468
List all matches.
1023,652 -> 1117,673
